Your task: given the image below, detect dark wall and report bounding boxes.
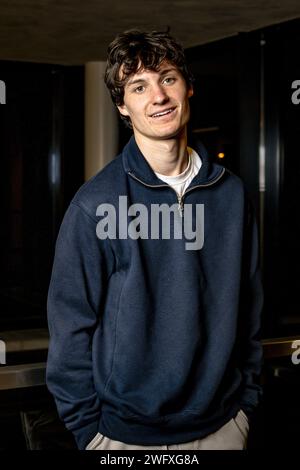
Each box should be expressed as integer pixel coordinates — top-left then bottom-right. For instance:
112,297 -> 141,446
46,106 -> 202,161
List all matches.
0,62 -> 84,330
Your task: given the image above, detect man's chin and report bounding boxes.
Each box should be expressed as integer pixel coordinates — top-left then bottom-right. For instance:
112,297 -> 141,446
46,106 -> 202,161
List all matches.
154,126 -> 186,140
133,123 -> 187,141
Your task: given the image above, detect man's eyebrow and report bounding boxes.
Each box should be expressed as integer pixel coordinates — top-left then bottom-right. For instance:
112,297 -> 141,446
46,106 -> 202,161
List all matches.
127,77 -> 147,87
126,68 -> 178,87
159,68 -> 178,76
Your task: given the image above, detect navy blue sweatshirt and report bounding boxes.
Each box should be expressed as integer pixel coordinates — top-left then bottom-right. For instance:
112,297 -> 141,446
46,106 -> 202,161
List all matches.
46,135 -> 263,450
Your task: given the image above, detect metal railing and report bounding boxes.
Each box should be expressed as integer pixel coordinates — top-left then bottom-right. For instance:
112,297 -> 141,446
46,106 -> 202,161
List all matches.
0,329 -> 299,390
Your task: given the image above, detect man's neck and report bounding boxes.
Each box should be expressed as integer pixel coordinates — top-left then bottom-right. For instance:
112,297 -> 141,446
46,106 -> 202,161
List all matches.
134,129 -> 189,176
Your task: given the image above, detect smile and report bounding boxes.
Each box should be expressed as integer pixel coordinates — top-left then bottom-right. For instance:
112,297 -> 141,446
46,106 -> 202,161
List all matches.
150,107 -> 176,119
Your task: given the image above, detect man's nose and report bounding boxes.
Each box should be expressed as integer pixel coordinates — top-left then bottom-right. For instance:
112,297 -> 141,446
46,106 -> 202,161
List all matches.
151,84 -> 169,104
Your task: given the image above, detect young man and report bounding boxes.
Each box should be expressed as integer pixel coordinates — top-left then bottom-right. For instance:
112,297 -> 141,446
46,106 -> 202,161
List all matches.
46,29 -> 263,450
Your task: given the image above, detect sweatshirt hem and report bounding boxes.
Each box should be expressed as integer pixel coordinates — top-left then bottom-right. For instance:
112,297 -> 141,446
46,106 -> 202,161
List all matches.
97,403 -> 241,446
72,418 -> 100,450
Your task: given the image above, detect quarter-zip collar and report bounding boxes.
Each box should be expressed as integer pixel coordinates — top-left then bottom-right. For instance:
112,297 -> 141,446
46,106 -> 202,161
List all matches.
122,134 -> 225,189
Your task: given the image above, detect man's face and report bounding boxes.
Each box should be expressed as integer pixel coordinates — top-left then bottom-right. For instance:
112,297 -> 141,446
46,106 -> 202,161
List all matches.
117,60 -> 193,141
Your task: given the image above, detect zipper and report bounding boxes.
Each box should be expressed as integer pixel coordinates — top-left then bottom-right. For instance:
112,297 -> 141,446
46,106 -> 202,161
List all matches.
177,194 -> 184,217
127,168 -> 225,217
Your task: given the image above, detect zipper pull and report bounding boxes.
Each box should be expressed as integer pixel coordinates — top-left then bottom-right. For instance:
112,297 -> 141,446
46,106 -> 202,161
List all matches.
177,195 -> 184,217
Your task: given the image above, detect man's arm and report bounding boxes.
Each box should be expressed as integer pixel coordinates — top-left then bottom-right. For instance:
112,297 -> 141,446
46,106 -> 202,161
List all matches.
46,202 -> 114,449
237,194 -> 264,418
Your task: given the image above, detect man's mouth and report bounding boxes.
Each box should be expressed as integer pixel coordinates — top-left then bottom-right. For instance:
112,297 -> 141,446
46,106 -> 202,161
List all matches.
150,107 -> 176,118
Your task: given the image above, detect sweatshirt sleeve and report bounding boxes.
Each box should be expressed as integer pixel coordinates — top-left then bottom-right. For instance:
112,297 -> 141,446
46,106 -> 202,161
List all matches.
46,201 -> 114,449
237,194 -> 264,418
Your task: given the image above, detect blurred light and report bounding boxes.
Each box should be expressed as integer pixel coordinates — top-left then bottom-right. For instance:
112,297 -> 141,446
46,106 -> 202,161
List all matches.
217,152 -> 225,159
49,152 -> 60,185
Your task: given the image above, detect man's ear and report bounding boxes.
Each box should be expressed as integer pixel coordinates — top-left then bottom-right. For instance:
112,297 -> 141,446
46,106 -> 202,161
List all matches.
117,103 -> 130,117
188,85 -> 194,98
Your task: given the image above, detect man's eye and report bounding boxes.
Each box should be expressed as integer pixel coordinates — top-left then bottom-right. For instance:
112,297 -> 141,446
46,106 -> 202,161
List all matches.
163,77 -> 175,84
134,86 -> 145,93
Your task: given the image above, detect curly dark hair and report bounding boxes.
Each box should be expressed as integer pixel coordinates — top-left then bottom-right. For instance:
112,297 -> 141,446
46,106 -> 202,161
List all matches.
104,28 -> 195,128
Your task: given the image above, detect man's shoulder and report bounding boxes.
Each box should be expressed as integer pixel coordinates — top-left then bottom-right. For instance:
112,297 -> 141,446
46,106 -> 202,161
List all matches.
71,153 -> 125,220
222,166 -> 247,194
221,167 -> 257,221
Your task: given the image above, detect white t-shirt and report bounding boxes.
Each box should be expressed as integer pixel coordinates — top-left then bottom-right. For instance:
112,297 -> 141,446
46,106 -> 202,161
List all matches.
154,147 -> 202,197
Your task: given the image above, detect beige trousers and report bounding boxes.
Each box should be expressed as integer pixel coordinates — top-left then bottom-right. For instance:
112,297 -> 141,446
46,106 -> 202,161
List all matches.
86,409 -> 249,450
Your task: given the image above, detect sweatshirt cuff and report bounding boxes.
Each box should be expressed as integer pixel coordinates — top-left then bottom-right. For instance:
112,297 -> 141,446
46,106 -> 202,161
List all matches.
72,419 -> 100,450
